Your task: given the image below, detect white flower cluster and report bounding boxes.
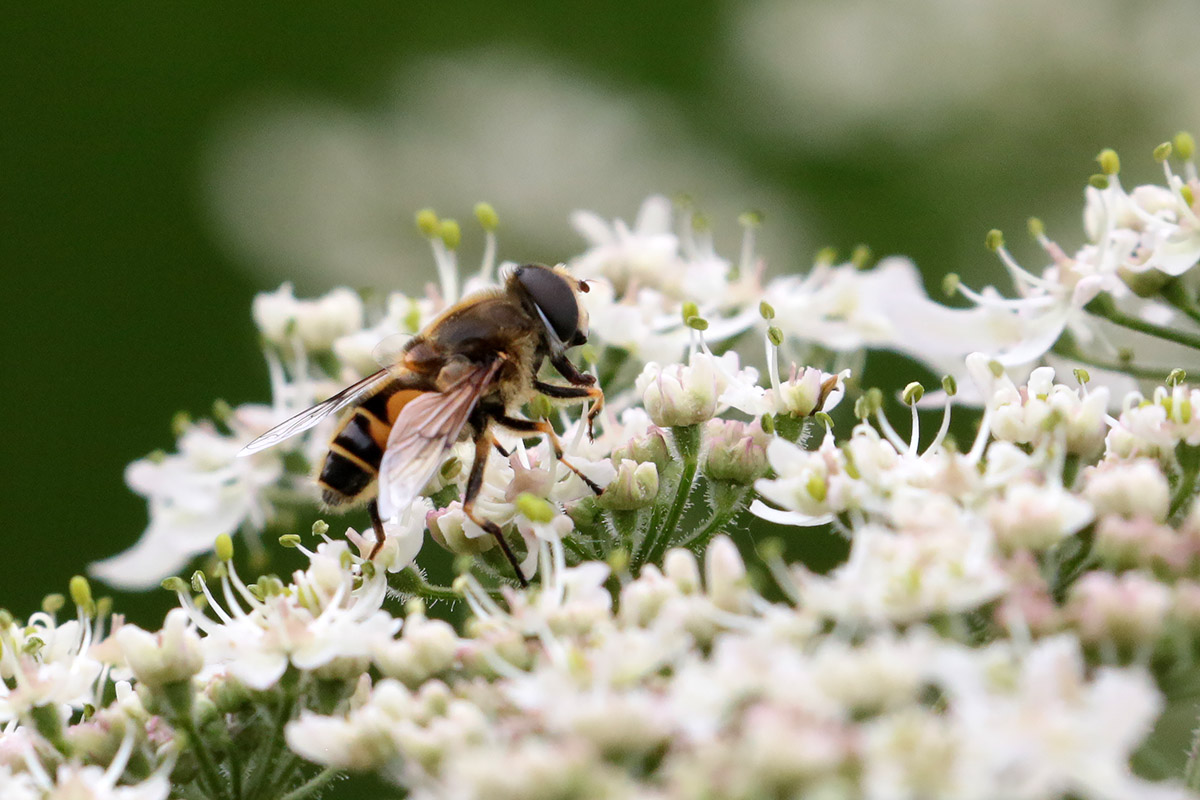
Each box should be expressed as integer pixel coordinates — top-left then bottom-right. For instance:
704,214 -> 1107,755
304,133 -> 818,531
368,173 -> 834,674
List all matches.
284,538 -> 1183,800
16,138 -> 1200,798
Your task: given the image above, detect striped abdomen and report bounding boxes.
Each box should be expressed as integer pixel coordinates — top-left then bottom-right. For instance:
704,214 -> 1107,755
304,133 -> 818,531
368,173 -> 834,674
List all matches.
318,383 -> 422,506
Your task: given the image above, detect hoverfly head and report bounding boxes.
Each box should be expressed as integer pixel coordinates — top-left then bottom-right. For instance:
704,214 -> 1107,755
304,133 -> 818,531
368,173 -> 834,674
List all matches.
510,264 -> 589,351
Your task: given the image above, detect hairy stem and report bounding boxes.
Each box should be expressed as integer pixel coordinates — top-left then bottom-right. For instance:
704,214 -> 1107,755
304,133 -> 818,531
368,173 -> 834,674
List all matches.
640,425 -> 702,567
280,767 -> 341,800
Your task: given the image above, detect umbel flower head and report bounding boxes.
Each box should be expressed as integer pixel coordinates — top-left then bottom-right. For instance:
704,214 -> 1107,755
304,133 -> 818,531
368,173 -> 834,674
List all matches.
20,136 -> 1200,799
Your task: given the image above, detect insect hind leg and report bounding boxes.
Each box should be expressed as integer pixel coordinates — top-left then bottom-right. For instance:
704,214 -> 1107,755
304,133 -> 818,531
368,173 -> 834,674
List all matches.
367,500 -> 387,560
465,429 -> 528,587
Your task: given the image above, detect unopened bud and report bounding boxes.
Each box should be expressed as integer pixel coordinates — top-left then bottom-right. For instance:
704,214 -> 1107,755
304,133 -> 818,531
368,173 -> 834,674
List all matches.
598,460 -> 660,510
427,507 -> 495,556
703,418 -> 770,484
611,428 -> 671,471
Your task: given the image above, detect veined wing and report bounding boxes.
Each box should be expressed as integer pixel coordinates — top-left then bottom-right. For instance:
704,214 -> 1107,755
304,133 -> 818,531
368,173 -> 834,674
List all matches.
377,360 -> 502,521
238,368 -> 396,457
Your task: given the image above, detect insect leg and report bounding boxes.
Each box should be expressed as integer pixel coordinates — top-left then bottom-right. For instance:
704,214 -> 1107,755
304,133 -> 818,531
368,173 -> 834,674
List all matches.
532,379 -> 604,440
550,352 -> 596,387
367,499 -> 387,560
493,414 -> 604,496
463,428 -> 528,587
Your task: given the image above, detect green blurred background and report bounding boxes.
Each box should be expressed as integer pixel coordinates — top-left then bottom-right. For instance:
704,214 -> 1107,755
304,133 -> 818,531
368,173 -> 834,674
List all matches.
5,0 -> 1200,624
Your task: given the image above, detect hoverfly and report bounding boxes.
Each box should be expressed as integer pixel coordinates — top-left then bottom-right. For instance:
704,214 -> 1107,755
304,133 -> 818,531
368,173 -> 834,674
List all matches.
239,264 -> 605,586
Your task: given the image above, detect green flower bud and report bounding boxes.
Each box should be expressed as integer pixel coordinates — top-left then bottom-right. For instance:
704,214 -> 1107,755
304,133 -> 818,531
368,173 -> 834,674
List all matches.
427,507 -> 496,555
598,460 -> 660,510
702,419 -> 770,485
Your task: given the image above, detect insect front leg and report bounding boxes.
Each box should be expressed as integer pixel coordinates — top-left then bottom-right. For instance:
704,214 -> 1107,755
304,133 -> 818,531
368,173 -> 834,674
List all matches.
550,352 -> 596,386
494,414 -> 604,496
463,427 -> 528,587
533,379 -> 605,441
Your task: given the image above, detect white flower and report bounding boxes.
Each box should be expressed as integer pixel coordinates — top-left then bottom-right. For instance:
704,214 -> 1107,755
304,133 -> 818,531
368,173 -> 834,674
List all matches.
0,613 -> 104,723
636,351 -> 742,427
252,283 -> 365,350
570,195 -> 683,295
1083,458 -> 1171,522
90,422 -> 283,590
988,482 -> 1094,552
114,609 -> 203,690
798,523 -> 1008,624
169,540 -> 399,690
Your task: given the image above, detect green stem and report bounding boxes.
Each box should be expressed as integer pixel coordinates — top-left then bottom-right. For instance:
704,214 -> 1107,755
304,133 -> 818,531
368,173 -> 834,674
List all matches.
163,682 -> 230,800
247,687 -> 297,800
1172,442 -> 1200,518
392,567 -> 463,602
676,485 -> 748,549
1186,721 -> 1200,792
229,742 -> 244,800
180,713 -> 231,800
1086,294 -> 1200,351
280,768 -> 341,800
1162,281 -> 1200,327
641,425 -> 702,566
1050,341 -> 1173,382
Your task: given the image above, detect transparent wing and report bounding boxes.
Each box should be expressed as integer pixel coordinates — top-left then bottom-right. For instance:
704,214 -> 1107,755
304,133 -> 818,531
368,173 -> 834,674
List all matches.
377,361 -> 502,521
237,368 -> 395,456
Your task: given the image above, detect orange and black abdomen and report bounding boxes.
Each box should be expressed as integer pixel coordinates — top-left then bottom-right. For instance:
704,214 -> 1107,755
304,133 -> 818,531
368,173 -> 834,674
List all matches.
318,383 -> 423,506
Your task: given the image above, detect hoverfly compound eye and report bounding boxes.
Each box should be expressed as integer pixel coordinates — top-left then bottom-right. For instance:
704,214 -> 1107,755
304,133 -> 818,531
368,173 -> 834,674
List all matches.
516,265 -> 580,344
